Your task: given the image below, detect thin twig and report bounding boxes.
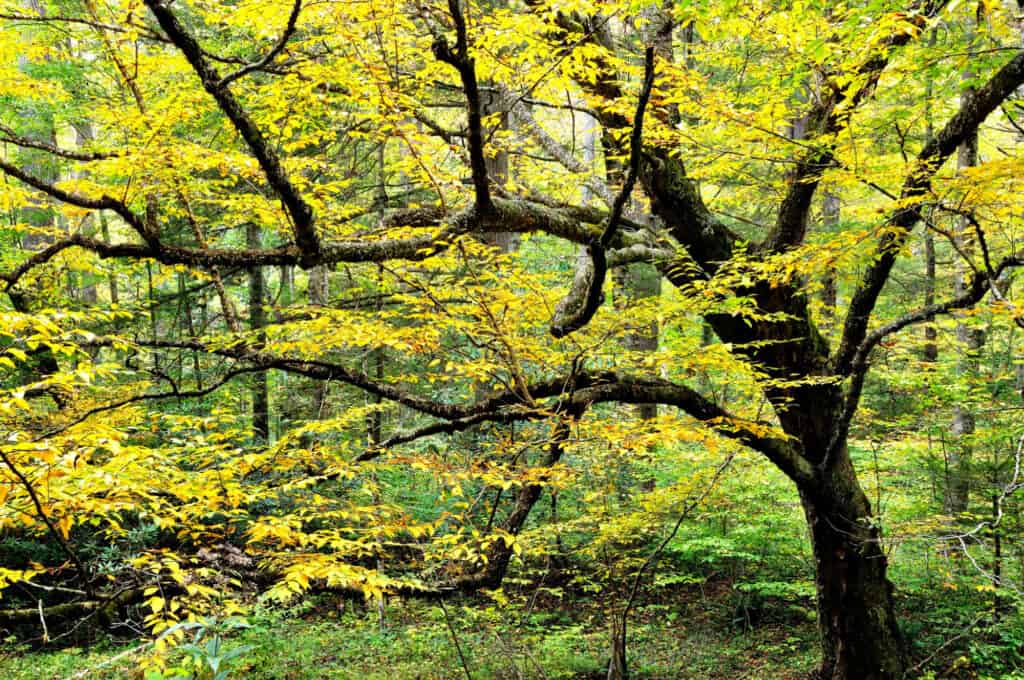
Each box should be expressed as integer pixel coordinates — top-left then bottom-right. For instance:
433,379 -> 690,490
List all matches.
438,598 -> 473,680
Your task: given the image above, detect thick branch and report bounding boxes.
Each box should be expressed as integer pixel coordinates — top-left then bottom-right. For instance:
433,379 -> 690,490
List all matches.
765,0 -> 950,251
569,376 -> 814,485
91,334 -> 806,481
0,197 -> 652,289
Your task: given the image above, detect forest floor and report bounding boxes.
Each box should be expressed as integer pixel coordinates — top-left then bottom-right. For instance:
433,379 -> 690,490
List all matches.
0,581 -> 820,679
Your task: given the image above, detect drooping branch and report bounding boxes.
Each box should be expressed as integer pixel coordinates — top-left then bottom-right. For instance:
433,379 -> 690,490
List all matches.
835,48 -> 1024,375
0,448 -> 93,594
85,332 -> 805,481
551,10 -> 735,279
601,47 -> 655,251
0,12 -> 166,43
35,366 -> 271,442
550,48 -> 656,338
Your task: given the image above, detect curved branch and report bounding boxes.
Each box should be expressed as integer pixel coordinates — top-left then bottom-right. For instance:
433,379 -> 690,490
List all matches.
92,334 -> 809,482
35,365 -> 269,441
835,47 -> 1024,375
550,48 -> 656,338
825,253 -> 1024,469
217,0 -> 302,88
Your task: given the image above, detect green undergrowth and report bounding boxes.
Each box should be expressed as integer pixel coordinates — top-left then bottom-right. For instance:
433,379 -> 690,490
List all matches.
6,573 -> 1020,679
0,590 -> 818,680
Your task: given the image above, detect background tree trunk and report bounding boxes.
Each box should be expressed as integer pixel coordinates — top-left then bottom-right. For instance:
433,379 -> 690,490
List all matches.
247,222 -> 269,443
947,14 -> 984,515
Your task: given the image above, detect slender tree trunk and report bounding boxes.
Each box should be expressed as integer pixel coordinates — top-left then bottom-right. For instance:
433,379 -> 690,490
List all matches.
613,264 -> 660,421
923,229 -> 938,362
368,144 -> 387,447
99,211 -> 119,307
73,124 -> 99,305
247,222 -> 269,443
308,264 -> 330,420
179,271 -> 202,390
947,14 -> 984,514
821,192 -> 839,319
480,93 -> 517,253
147,262 -> 160,372
607,620 -> 628,680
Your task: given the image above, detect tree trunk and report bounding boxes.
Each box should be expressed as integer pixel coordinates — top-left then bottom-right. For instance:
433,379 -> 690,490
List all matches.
785,397 -> 906,679
613,262 -> 660,422
802,491 -> 901,675
607,619 -> 628,680
923,229 -> 938,362
801,457 -> 905,679
756,362 -> 906,678
480,92 -> 517,253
